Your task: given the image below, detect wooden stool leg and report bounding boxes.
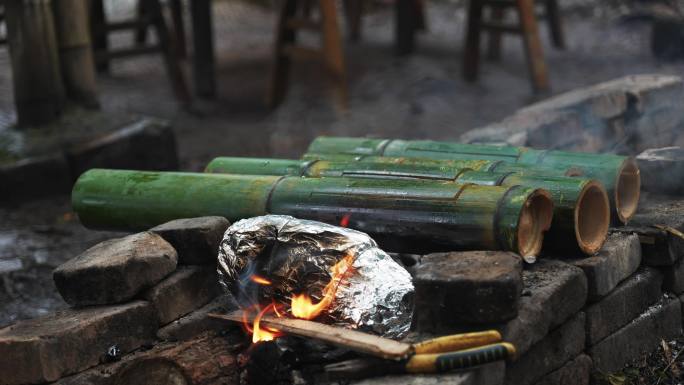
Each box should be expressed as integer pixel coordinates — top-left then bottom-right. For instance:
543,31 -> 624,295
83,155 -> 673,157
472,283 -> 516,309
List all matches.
135,0 -> 149,45
267,0 -> 299,108
149,0 -> 191,104
395,0 -> 418,55
516,0 -> 549,92
170,0 -> 188,58
319,0 -> 347,108
545,0 -> 565,49
415,0 -> 427,31
463,0 -> 484,82
486,7 -> 504,61
90,0 -> 109,73
343,0 -> 363,42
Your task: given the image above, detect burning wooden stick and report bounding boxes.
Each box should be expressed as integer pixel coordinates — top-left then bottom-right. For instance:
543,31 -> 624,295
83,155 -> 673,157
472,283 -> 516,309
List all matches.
205,156 -> 610,254
208,311 -> 512,368
305,136 -> 641,224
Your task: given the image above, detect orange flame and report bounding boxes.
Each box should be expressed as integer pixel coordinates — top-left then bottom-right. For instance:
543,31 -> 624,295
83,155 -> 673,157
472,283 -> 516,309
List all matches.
250,275 -> 272,285
290,254 -> 355,320
248,303 -> 283,343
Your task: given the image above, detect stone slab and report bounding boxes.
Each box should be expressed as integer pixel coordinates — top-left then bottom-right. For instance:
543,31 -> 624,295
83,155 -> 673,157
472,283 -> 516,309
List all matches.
66,117 -> 179,178
157,294 -> 239,342
143,266 -> 222,325
459,109 -> 588,149
533,354 -> 592,385
460,75 -> 684,155
626,194 -> 684,265
350,362 -> 504,385
662,258 -> 684,294
498,259 -> 587,356
569,233 -> 642,302
57,331 -> 241,385
611,226 -> 683,266
150,216 -> 230,265
413,251 -> 523,330
588,297 -> 683,374
505,312 -> 586,385
0,301 -> 156,385
637,146 -> 684,195
652,16 -> 684,60
0,152 -> 73,204
54,232 -> 178,306
585,267 -> 664,346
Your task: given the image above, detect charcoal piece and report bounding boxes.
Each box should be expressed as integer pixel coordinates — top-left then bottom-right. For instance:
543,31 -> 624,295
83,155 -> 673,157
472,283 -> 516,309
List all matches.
247,341 -> 292,385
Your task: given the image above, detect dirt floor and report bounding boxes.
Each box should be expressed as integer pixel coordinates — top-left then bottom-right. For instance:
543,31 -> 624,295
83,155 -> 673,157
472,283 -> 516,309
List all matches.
1,1 -> 684,376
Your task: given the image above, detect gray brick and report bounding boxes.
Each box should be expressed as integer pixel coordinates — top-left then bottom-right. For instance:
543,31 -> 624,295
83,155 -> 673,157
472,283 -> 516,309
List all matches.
589,297 -> 682,374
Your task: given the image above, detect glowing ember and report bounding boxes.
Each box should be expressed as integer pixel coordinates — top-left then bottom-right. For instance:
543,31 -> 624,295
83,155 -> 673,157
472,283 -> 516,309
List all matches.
290,254 -> 355,320
250,275 -> 272,285
339,214 -> 351,228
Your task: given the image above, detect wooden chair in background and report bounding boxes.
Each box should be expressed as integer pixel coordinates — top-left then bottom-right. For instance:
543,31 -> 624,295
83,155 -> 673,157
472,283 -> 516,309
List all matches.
0,1 -> 5,46
463,0 -> 565,92
269,0 -> 347,108
89,0 -> 190,103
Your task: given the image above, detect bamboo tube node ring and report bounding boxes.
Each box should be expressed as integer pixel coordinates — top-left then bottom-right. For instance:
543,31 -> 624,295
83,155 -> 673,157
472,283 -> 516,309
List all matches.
615,159 -> 641,223
516,189 -> 554,258
575,181 -> 611,254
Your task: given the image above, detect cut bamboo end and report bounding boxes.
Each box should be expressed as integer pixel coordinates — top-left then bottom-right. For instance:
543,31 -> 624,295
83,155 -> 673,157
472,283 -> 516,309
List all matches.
516,189 -> 554,258
575,181 -> 610,255
615,158 -> 641,224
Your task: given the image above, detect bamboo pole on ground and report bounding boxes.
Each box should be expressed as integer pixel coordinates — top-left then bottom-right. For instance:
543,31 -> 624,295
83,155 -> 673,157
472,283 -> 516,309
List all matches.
306,137 -> 640,224
72,169 -> 554,256
5,0 -> 65,126
205,157 -> 609,255
52,0 -> 99,108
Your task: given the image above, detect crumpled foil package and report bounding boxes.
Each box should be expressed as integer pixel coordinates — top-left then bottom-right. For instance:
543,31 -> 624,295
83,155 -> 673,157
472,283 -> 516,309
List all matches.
217,215 -> 414,338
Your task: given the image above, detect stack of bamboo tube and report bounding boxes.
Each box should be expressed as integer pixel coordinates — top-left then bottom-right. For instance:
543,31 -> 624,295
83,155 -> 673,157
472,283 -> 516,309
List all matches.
72,137 -> 641,257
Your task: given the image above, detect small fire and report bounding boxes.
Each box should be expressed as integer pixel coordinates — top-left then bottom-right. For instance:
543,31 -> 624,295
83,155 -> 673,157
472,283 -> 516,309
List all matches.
250,275 -> 272,285
290,254 -> 355,320
240,254 -> 356,344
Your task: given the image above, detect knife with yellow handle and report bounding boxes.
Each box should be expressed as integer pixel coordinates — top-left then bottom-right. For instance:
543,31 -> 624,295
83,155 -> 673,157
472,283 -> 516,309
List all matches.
406,342 -> 517,373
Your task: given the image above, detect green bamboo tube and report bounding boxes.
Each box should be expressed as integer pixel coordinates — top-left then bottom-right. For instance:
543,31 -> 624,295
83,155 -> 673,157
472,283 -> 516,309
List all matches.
73,169 -> 554,256
306,137 -> 640,224
206,157 -> 609,254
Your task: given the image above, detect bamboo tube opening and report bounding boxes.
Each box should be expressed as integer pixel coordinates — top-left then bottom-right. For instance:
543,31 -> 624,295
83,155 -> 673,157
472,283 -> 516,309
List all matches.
575,181 -> 610,255
615,159 -> 641,223
516,190 -> 554,258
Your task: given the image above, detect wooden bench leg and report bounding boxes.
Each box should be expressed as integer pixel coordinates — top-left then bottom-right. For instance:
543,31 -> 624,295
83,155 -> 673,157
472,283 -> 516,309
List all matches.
90,0 -> 110,73
395,0 -> 418,55
516,0 -> 549,92
344,0 -> 363,42
414,0 -> 427,31
545,0 -> 565,49
170,0 -> 188,58
267,0 -> 299,108
319,0 -> 347,109
135,0 -> 149,45
486,6 -> 504,61
463,0 -> 484,81
149,0 -> 191,104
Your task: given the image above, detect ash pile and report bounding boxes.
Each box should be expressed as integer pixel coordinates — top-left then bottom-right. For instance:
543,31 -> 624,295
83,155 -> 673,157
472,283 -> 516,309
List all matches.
2,74 -> 684,385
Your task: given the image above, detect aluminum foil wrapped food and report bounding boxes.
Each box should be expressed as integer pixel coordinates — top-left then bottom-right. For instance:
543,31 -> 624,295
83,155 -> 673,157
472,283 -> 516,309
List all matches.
217,215 -> 414,338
